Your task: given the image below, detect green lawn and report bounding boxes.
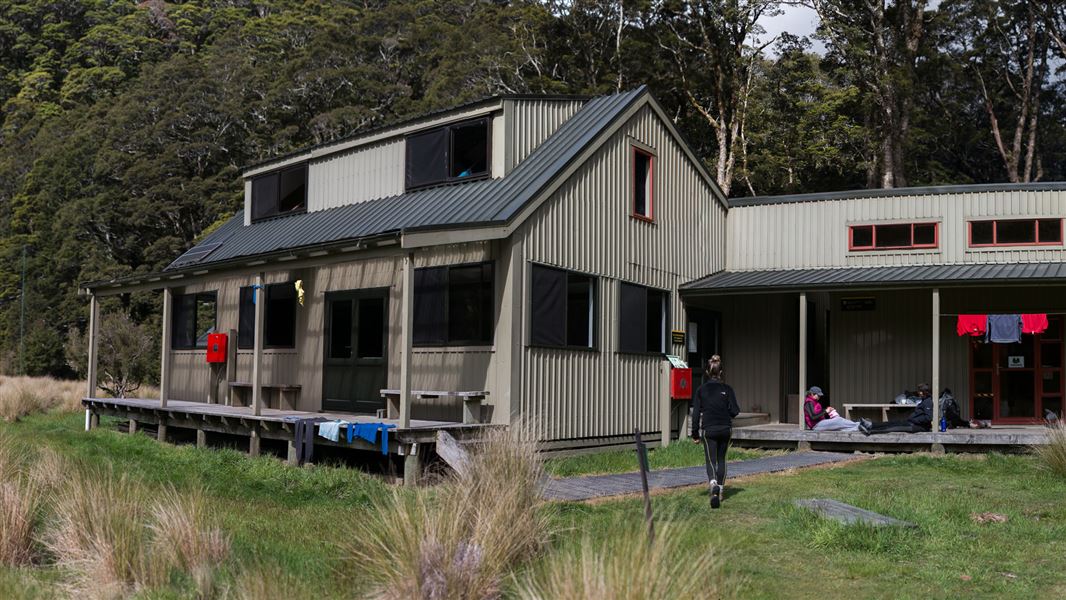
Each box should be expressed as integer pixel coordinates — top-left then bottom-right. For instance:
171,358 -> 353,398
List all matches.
4,412 -> 1066,598
544,439 -> 777,477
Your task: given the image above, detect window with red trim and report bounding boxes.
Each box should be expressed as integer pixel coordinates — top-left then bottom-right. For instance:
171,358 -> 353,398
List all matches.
632,147 -> 654,220
969,218 -> 1063,247
849,222 -> 939,251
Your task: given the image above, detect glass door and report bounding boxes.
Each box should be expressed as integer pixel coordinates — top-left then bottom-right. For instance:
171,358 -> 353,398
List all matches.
970,316 -> 1064,423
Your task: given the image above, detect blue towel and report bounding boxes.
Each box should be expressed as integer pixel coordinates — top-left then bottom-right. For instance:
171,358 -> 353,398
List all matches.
317,420 -> 345,442
987,314 -> 1022,344
346,422 -> 398,454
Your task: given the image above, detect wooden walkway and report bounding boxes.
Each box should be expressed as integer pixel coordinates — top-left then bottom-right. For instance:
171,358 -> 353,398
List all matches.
732,423 -> 1050,453
542,451 -> 859,502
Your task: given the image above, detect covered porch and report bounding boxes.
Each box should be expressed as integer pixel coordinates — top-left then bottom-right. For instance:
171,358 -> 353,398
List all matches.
680,262 -> 1066,440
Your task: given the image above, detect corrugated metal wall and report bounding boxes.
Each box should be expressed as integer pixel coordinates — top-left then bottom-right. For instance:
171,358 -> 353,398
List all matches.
504,98 -> 585,173
166,242 -> 500,422
727,188 -> 1066,271
513,103 -> 727,442
307,140 -> 405,212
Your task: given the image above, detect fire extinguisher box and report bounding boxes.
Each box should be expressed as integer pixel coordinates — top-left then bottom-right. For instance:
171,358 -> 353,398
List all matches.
670,367 -> 692,400
206,333 -> 228,364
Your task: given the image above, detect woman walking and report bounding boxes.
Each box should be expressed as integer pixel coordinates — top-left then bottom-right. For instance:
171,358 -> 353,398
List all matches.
690,355 -> 739,508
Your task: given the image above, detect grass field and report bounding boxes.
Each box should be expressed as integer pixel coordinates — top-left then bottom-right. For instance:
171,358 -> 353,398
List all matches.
2,407 -> 1066,598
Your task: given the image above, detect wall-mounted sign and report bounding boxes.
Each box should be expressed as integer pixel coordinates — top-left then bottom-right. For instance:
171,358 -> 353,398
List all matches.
1008,356 -> 1025,368
841,297 -> 876,311
671,330 -> 686,345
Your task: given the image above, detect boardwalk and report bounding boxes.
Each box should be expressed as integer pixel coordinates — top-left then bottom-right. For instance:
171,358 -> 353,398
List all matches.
542,451 -> 859,502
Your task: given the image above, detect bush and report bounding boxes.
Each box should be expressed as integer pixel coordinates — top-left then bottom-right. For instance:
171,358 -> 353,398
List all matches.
1033,422 -> 1066,477
65,312 -> 157,398
350,424 -> 550,600
517,523 -> 736,600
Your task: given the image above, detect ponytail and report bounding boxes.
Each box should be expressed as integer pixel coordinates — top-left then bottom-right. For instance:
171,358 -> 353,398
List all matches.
707,355 -> 723,381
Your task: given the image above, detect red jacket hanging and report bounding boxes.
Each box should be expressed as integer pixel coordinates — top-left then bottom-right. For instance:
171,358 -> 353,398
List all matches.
957,314 -> 987,337
1022,314 -> 1049,335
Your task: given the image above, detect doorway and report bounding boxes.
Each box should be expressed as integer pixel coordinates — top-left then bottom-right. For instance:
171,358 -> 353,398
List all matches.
685,309 -> 721,390
323,289 -> 389,413
970,316 -> 1063,423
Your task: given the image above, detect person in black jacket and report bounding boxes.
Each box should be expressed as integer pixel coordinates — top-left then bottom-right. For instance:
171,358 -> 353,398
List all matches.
860,383 -> 934,435
690,355 -> 740,508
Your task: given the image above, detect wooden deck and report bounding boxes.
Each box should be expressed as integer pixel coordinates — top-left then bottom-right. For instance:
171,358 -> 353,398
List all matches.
732,422 -> 1050,453
83,397 -> 497,483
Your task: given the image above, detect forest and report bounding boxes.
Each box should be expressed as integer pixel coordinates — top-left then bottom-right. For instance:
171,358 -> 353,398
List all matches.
1,0 -> 1065,380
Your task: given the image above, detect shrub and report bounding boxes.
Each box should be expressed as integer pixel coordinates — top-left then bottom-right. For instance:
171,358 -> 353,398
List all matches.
1033,422 -> 1066,477
65,313 -> 157,398
350,424 -> 550,600
517,523 -> 736,600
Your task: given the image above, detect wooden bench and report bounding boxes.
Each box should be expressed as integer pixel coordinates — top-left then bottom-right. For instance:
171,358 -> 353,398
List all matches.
843,403 -> 915,421
380,389 -> 488,424
229,382 -> 301,410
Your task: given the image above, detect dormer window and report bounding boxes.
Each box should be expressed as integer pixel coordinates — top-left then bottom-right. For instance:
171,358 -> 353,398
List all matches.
251,164 -> 307,222
405,118 -> 489,190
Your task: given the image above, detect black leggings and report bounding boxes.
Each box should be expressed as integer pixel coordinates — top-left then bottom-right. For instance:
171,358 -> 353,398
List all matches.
702,428 -> 731,485
867,420 -> 927,434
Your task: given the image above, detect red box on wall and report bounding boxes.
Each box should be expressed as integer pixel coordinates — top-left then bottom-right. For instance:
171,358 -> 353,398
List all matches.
670,368 -> 692,400
206,333 -> 227,363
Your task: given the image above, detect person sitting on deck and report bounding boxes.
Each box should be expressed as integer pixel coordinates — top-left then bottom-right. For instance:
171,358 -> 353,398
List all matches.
860,383 -> 933,435
804,386 -> 868,432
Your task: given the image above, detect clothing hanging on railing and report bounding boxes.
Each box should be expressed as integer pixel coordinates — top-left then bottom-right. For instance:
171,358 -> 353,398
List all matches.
956,314 -> 987,337
1022,313 -> 1049,334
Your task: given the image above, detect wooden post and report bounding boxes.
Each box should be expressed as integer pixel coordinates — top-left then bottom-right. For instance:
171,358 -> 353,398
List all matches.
398,252 -> 415,428
403,443 -> 420,486
86,294 -> 100,399
249,425 -> 261,457
196,429 -> 207,448
129,419 -> 139,435
157,420 -> 168,443
225,328 -> 237,406
160,288 -> 172,408
798,292 -> 808,430
634,428 -> 655,545
932,287 -> 941,433
252,273 -> 265,417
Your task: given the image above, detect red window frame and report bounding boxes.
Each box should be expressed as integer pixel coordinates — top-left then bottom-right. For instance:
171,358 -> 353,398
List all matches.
848,222 -> 939,251
631,147 -> 655,222
968,218 -> 1064,247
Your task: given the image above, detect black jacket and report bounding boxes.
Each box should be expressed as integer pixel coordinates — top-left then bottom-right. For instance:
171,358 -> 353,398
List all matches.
907,396 -> 934,428
690,379 -> 740,438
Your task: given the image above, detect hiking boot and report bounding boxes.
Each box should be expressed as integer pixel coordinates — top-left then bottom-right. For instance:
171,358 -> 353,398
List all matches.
711,484 -> 722,509
861,418 -> 872,430
858,422 -> 871,436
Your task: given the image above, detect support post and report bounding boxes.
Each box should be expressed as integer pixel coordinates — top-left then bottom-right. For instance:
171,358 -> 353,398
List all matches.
196,429 -> 207,448
129,419 -> 139,435
160,288 -> 172,408
252,273 -> 265,417
157,420 -> 168,443
798,292 -> 808,430
932,287 -> 941,433
660,361 -> 672,447
398,252 -> 415,428
403,443 -> 421,486
225,328 -> 237,406
86,293 -> 100,400
249,425 -> 261,457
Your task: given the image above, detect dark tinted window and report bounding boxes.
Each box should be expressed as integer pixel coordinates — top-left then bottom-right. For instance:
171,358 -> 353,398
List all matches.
874,224 -> 911,248
238,287 -> 255,348
851,226 -> 873,248
405,119 -> 489,190
171,292 -> 216,350
265,284 -> 297,347
329,299 -> 352,359
1039,219 -> 1062,243
970,221 -> 994,245
413,263 -> 494,346
251,165 -> 307,221
996,220 -> 1034,244
357,297 -> 385,358
633,149 -> 652,218
619,283 -> 668,354
913,223 -> 936,246
529,265 -> 596,349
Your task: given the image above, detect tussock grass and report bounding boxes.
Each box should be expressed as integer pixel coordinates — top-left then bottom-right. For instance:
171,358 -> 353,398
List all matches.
229,563 -> 303,600
0,432 -> 41,567
1032,422 -> 1066,476
351,424 -> 550,600
517,522 -> 734,600
0,376 -> 84,422
149,489 -> 231,597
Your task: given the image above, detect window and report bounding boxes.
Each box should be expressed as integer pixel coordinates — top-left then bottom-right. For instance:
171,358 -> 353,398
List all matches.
849,222 -> 938,251
632,147 -> 654,220
250,164 -> 307,221
618,283 -> 668,354
969,218 -> 1063,247
237,283 -> 298,349
530,264 -> 596,349
413,262 -> 494,346
171,292 -> 217,350
405,118 -> 489,190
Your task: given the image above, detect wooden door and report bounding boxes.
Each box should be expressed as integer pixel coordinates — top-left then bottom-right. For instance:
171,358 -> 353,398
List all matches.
323,289 -> 388,413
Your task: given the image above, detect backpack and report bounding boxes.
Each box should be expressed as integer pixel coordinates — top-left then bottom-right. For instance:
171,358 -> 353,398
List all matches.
940,390 -> 962,427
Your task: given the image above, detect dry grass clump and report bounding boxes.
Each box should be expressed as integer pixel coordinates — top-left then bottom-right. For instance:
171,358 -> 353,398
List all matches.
228,563 -> 304,600
351,424 -> 550,600
1033,421 -> 1066,476
150,490 -> 232,597
0,432 -> 42,568
0,376 -> 84,422
517,523 -> 735,600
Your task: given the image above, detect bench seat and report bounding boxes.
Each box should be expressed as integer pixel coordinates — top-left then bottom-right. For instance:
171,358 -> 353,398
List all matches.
843,403 -> 916,421
380,389 -> 488,424
229,382 -> 301,410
